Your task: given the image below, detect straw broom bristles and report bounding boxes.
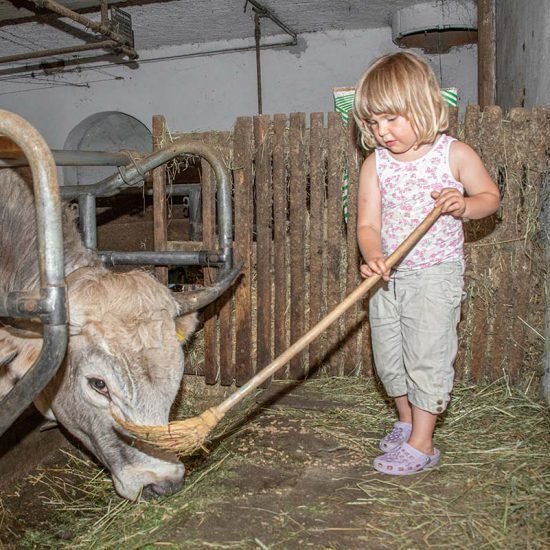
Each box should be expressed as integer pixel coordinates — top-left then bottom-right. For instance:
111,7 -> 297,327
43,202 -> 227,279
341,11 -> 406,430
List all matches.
115,407 -> 225,456
114,207 -> 442,456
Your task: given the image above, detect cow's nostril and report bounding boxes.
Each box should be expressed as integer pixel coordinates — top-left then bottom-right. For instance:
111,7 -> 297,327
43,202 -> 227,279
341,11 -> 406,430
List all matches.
141,478 -> 184,500
141,484 -> 162,500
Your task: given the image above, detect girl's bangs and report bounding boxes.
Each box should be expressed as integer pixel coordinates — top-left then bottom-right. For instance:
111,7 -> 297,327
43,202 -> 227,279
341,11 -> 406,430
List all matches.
362,75 -> 408,117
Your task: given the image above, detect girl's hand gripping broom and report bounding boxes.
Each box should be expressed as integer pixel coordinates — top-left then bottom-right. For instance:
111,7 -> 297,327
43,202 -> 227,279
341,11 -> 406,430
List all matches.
116,206 -> 442,456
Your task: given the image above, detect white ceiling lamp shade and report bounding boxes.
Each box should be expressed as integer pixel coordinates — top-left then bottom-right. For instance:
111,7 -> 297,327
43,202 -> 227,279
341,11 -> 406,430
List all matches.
392,0 -> 478,54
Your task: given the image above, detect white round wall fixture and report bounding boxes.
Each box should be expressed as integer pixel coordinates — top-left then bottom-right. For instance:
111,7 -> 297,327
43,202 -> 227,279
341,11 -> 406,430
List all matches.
63,111 -> 151,186
392,0 -> 478,54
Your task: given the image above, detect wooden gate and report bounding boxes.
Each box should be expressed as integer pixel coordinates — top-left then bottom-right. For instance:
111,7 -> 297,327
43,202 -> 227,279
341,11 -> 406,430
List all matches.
167,106 -> 548,387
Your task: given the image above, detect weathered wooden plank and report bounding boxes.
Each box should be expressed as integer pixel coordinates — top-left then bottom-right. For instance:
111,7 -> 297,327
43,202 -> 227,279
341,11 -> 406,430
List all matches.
233,117 -> 254,386
466,106 -> 502,381
218,281 -> 234,386
166,241 -> 204,251
533,107 -> 550,397
342,117 -> 365,376
478,0 -> 496,107
359,183 -> 375,375
447,106 -> 459,138
254,115 -> 273,375
458,105 -> 482,382
515,107 -> 546,383
506,108 -> 534,383
325,112 -> 345,376
152,115 -> 168,285
476,107 -> 508,381
288,112 -> 307,379
272,114 -> 288,375
307,113 -> 326,377
201,157 -> 219,383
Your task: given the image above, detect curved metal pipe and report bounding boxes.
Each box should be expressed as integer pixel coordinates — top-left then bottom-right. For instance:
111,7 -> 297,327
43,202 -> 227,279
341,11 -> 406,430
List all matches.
0,325 -> 68,437
173,261 -> 243,314
60,139 -> 234,270
0,109 -> 68,437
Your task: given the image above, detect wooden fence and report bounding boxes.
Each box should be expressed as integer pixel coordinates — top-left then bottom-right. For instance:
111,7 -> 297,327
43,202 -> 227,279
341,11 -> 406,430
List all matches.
169,106 -> 549,387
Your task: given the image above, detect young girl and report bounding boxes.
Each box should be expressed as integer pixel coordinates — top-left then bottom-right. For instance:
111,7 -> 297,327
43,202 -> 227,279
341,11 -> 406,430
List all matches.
353,52 -> 500,475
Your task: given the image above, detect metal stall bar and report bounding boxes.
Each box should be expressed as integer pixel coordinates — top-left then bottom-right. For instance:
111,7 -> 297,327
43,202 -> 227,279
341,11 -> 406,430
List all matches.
0,41 -> 132,66
0,110 -> 68,437
0,148 -> 207,266
0,149 -> 139,168
32,0 -> 134,50
60,140 -> 234,271
31,0 -> 137,60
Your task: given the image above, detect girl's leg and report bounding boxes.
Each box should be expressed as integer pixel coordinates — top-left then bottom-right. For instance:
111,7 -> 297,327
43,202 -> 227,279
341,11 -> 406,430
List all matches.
400,261 -> 464,450
369,281 -> 408,401
408,406 -> 438,455
394,395 -> 412,424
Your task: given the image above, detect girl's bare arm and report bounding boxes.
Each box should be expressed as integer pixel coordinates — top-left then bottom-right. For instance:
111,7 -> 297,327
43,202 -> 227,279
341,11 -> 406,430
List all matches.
357,154 -> 390,280
434,141 -> 500,220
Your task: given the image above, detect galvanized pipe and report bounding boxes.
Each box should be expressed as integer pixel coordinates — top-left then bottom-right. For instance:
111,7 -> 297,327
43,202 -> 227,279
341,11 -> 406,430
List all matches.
99,250 -> 226,267
60,139 -> 234,269
0,111 -> 66,291
5,142 -> 231,273
245,0 -> 298,44
0,40 -> 125,66
32,0 -> 138,59
79,194 -> 97,250
0,149 -> 138,168
0,109 -> 68,437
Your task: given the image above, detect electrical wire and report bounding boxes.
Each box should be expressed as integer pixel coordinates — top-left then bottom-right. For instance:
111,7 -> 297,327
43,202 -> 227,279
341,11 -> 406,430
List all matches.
0,77 -> 127,95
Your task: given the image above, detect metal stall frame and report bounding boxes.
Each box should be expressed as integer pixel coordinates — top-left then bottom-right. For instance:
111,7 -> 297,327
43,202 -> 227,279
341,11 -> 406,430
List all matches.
58,140 -> 234,273
5,141 -> 234,272
0,110 -> 68,437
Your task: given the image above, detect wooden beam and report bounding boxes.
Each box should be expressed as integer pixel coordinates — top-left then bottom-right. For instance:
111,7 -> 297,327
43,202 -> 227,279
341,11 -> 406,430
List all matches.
152,115 -> 168,285
478,0 -> 496,107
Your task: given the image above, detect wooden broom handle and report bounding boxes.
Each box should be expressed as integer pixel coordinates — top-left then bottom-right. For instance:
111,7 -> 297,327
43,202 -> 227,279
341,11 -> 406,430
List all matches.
217,206 -> 443,416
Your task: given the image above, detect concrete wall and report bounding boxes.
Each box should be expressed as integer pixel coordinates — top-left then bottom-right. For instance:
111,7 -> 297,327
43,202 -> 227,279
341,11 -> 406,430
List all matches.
496,0 -> 550,110
0,27 -> 477,169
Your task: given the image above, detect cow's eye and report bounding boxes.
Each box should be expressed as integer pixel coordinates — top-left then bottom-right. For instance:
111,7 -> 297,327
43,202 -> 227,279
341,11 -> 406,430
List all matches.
88,377 -> 109,397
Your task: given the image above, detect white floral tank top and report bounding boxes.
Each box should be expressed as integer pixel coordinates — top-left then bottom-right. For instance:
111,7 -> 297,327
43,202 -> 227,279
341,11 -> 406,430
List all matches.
375,134 -> 464,270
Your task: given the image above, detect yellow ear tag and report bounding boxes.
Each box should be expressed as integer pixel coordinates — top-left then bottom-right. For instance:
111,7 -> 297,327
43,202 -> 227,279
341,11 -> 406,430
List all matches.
176,329 -> 186,343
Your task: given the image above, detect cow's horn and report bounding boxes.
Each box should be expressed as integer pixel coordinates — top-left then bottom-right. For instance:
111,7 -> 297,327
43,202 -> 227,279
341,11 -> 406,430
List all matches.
173,261 -> 243,314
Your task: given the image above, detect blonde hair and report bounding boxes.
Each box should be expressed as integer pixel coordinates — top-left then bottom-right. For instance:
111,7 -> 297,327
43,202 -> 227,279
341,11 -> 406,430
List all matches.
353,52 -> 448,150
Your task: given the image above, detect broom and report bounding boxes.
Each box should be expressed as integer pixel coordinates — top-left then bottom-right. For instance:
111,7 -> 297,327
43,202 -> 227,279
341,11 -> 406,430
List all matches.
116,206 -> 442,456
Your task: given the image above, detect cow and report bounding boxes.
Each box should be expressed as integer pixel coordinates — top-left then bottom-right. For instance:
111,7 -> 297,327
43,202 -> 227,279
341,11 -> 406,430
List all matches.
0,167 -> 235,500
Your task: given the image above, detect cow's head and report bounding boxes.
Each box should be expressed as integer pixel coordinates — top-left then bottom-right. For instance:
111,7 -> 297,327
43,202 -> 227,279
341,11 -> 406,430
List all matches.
0,265 -> 239,500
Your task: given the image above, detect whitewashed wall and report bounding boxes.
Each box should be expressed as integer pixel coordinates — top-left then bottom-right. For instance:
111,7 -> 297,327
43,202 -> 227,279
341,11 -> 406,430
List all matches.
0,27 -> 477,162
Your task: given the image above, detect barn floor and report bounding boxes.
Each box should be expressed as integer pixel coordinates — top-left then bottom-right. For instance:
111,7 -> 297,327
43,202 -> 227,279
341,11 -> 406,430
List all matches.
0,376 -> 548,549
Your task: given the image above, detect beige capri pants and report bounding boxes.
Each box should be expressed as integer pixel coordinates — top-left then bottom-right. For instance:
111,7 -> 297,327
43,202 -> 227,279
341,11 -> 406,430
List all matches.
368,260 -> 465,414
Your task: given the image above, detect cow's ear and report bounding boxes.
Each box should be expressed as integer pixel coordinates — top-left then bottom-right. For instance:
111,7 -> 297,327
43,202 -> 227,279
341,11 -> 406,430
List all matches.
0,327 -> 43,394
175,313 -> 199,345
